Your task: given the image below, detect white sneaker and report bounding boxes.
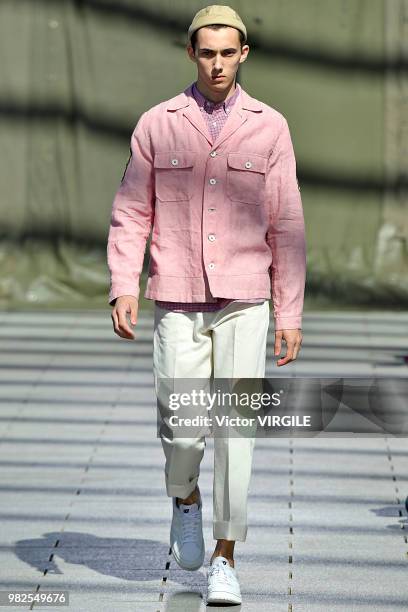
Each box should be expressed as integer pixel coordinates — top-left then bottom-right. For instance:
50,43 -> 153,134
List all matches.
170,496 -> 205,571
207,556 -> 242,605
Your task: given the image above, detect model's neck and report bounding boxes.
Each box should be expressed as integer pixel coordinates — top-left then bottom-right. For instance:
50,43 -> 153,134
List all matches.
195,78 -> 237,104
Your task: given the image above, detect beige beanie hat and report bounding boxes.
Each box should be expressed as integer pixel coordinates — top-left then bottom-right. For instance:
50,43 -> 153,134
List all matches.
188,5 -> 247,43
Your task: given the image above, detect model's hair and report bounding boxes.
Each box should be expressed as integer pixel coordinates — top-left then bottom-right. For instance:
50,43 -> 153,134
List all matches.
190,24 -> 246,53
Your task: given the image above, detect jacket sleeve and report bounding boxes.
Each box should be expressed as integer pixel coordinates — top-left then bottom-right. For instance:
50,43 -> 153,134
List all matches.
266,116 -> 306,330
107,112 -> 155,306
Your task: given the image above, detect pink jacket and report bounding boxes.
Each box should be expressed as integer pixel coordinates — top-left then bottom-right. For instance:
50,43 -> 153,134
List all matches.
107,82 -> 306,330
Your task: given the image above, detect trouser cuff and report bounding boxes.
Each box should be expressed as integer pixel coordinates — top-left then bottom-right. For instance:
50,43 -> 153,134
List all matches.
165,476 -> 199,499
213,520 -> 248,542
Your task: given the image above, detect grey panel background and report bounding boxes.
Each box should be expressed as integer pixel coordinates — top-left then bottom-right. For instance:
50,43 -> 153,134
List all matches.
0,0 -> 407,309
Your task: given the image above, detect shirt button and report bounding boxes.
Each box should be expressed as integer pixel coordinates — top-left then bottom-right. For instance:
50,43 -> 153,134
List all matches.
208,234 -> 216,242
209,178 -> 217,185
171,158 -> 179,166
208,263 -> 215,270
245,161 -> 252,169
210,151 -> 217,157
208,207 -> 216,212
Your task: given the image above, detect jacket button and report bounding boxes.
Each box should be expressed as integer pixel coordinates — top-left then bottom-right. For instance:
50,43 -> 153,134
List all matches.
208,234 -> 216,242
171,158 -> 179,166
245,161 -> 252,169
210,151 -> 217,157
208,263 -> 215,270
209,178 -> 217,185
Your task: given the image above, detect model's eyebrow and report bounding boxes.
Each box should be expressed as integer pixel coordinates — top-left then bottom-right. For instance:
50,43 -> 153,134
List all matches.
198,47 -> 237,52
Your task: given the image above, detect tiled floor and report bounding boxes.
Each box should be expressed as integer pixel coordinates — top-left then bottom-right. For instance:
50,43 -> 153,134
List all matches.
0,310 -> 407,611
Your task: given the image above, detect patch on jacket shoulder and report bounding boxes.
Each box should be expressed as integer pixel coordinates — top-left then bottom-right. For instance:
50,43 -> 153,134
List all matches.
121,151 -> 132,183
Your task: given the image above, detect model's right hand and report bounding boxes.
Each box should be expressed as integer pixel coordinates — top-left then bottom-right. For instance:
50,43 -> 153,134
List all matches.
111,295 -> 138,339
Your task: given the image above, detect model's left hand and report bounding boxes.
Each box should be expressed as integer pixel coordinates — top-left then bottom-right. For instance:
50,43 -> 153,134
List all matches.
274,329 -> 303,366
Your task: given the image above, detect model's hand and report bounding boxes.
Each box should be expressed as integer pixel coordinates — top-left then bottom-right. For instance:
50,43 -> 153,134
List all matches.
274,329 -> 303,366
111,295 -> 138,340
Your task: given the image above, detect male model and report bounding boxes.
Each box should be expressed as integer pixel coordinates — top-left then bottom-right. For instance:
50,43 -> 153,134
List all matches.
107,5 -> 306,605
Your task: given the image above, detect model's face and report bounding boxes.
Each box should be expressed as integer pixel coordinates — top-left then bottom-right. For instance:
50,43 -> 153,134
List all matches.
187,27 -> 249,93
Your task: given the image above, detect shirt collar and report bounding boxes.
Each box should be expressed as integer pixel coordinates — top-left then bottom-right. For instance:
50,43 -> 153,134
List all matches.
192,81 -> 241,113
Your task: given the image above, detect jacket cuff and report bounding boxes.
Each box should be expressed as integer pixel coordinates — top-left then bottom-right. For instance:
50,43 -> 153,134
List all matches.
108,284 -> 140,306
274,315 -> 302,330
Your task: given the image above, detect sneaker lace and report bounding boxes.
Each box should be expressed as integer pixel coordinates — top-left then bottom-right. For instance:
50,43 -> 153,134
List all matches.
209,561 -> 233,584
181,509 -> 201,544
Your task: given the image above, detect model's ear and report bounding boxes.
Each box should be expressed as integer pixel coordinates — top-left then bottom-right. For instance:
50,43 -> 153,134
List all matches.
187,45 -> 197,63
239,46 -> 249,63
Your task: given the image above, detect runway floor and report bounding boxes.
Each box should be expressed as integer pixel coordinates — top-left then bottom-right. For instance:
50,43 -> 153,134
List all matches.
0,309 -> 407,611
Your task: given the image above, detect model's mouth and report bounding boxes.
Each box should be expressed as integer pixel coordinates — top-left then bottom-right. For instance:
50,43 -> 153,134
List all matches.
212,75 -> 225,80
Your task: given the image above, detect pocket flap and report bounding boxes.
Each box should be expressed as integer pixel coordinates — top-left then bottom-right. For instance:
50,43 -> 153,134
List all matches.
227,153 -> 267,174
154,151 -> 196,169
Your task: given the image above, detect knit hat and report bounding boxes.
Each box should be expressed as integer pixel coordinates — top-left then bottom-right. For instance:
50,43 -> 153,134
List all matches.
188,5 -> 247,44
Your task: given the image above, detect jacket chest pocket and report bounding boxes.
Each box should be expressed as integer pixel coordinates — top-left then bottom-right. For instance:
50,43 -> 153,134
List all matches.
154,151 -> 196,202
226,153 -> 267,204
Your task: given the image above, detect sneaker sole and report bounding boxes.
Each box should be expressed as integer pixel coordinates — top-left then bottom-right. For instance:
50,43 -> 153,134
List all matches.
207,590 -> 242,605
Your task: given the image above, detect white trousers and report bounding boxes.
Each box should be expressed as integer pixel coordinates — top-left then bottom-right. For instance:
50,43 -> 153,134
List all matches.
153,300 -> 270,541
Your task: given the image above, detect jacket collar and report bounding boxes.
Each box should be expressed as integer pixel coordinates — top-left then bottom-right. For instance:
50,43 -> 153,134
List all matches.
165,82 -> 263,113
165,82 -> 262,149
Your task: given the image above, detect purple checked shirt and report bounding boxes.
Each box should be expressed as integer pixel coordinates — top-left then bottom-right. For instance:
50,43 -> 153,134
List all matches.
155,81 -> 265,313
